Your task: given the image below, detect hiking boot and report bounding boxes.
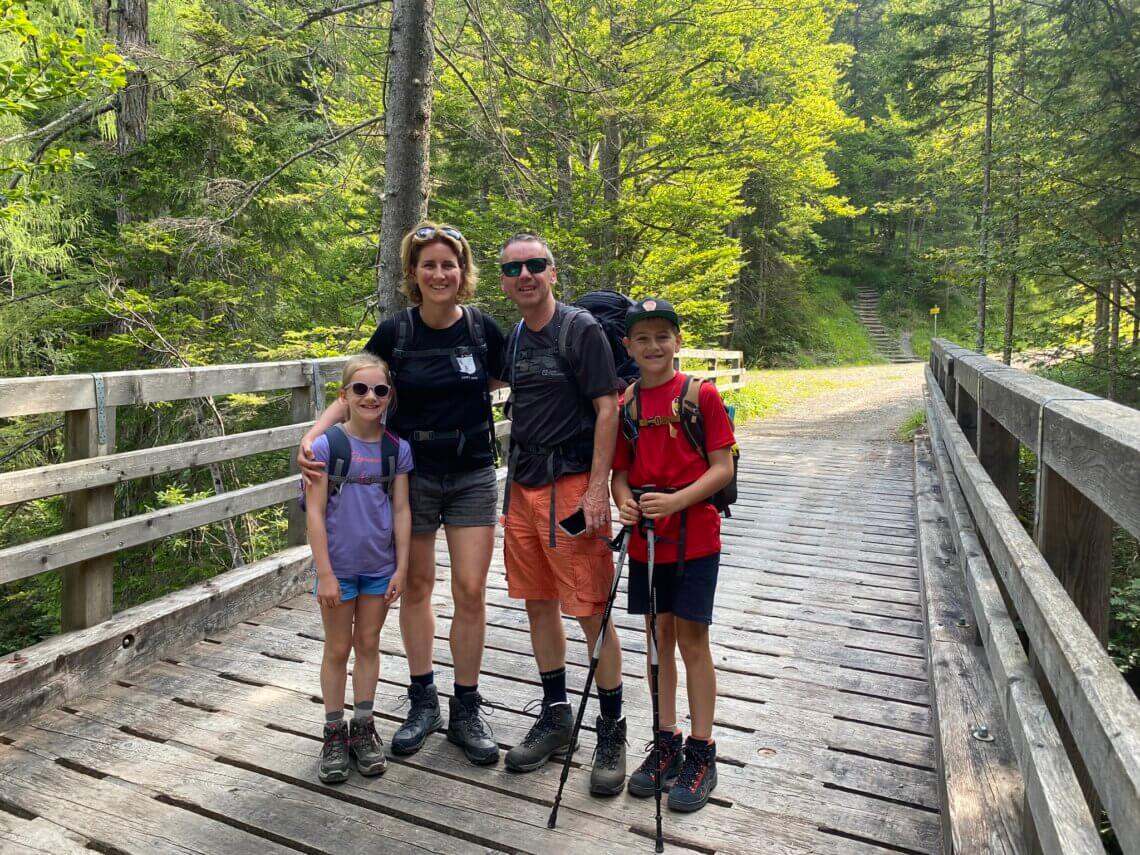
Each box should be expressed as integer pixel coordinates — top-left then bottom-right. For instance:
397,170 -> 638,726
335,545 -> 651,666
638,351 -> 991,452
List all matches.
390,683 -> 444,756
348,716 -> 387,777
447,691 -> 499,766
318,720 -> 350,784
589,715 -> 627,796
504,699 -> 574,772
667,738 -> 718,812
628,730 -> 683,797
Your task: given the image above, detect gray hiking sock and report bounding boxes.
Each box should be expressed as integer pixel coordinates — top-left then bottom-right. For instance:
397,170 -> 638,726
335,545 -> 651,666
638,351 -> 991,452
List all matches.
325,709 -> 344,724
353,700 -> 374,720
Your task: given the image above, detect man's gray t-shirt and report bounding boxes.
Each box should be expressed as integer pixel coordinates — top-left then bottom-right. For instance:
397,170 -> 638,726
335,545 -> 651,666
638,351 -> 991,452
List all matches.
502,303 -> 621,487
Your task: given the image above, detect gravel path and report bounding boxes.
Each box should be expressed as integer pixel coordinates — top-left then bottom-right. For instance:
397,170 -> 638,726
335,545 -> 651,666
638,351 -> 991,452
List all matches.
738,362 -> 926,442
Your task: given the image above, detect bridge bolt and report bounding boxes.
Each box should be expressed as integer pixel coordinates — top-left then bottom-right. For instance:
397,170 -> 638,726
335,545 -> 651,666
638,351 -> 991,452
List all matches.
971,726 -> 994,742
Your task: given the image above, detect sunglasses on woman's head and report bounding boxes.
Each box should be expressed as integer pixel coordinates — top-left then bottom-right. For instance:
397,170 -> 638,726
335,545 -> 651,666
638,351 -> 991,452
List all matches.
347,382 -> 391,398
414,226 -> 464,242
500,257 -> 550,277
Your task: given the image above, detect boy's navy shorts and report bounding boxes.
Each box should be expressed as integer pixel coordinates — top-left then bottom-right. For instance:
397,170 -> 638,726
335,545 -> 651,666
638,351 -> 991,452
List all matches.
627,553 -> 719,625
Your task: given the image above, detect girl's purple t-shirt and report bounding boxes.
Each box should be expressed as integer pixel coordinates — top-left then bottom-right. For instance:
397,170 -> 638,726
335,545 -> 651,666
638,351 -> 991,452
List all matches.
308,430 -> 414,579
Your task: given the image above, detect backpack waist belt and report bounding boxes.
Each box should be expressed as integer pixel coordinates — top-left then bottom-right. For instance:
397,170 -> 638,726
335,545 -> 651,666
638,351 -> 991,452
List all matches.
410,420 -> 491,457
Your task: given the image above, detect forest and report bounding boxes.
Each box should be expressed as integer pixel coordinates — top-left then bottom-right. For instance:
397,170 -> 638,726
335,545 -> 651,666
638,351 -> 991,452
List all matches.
1,1 -> 1137,666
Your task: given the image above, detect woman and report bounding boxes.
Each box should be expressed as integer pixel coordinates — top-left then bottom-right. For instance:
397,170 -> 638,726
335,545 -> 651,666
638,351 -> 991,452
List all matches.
300,222 -> 507,765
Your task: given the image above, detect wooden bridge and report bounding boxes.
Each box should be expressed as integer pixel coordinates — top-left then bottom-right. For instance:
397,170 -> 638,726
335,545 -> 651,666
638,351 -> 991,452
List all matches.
0,342 -> 1137,854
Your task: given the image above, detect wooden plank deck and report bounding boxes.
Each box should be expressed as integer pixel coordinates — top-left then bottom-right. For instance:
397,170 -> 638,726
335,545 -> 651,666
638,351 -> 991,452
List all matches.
0,437 -> 941,854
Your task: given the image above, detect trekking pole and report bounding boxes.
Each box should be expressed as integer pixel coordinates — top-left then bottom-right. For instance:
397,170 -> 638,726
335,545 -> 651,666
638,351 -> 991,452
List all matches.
547,525 -> 633,830
645,503 -> 665,853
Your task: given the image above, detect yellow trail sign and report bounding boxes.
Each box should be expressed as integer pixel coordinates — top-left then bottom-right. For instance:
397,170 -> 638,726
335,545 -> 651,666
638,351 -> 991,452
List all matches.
930,306 -> 941,315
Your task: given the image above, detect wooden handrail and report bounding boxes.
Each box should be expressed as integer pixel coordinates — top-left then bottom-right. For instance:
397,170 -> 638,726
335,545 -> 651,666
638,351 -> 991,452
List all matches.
0,348 -> 745,628
0,349 -> 744,420
925,342 -> 1140,850
930,339 -> 1139,540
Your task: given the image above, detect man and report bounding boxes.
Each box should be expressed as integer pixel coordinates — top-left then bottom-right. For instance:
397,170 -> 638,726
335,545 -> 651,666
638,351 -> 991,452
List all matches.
498,232 -> 626,795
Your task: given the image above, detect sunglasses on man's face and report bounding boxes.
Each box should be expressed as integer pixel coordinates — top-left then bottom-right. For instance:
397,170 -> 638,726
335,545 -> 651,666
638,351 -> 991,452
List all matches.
347,382 -> 391,398
500,257 -> 550,277
414,226 -> 464,242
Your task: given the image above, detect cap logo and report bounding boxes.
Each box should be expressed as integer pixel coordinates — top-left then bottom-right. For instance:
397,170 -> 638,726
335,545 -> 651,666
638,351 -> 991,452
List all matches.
643,300 -> 657,311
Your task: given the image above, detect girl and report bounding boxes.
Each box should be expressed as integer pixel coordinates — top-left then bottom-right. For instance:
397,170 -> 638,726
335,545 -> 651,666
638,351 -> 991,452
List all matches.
300,222 -> 506,766
304,353 -> 413,783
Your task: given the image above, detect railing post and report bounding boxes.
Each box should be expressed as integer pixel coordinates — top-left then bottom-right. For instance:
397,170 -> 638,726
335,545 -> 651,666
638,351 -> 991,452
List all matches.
1033,463 -> 1113,646
976,369 -> 1020,510
955,386 -> 978,451
287,361 -> 325,548
945,358 -> 957,416
61,394 -> 116,631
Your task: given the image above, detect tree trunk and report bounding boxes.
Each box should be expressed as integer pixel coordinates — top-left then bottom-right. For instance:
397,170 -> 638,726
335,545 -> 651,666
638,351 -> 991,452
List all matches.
114,0 -> 148,226
598,16 -> 623,276
1108,279 -> 1121,400
976,0 -> 996,353
1003,11 -> 1025,367
376,0 -> 435,318
93,0 -> 111,34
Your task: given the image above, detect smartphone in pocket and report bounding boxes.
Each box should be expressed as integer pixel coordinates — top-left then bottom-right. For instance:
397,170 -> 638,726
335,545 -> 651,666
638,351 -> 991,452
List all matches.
557,508 -> 588,537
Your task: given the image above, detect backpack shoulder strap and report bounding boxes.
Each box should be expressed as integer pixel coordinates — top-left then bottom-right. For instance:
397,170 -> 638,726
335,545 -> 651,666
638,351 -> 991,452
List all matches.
325,423 -> 353,495
393,307 -> 416,356
621,380 -> 641,444
677,375 -> 709,462
556,305 -> 589,367
380,428 -> 401,496
461,305 -> 487,350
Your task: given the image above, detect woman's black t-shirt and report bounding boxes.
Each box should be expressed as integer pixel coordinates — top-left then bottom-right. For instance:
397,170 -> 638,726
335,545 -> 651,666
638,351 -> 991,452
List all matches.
366,307 -> 507,476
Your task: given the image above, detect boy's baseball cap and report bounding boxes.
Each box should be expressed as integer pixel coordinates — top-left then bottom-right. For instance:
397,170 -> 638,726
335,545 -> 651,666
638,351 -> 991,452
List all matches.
625,297 -> 680,332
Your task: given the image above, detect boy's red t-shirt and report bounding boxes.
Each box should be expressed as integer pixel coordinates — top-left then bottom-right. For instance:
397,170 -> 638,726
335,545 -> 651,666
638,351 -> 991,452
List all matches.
613,372 -> 736,563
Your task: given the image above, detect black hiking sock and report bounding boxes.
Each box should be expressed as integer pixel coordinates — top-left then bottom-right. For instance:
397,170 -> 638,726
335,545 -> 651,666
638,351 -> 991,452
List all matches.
454,682 -> 478,700
353,700 -> 374,720
597,683 -> 623,719
325,709 -> 344,724
410,671 -> 434,688
539,667 -> 568,704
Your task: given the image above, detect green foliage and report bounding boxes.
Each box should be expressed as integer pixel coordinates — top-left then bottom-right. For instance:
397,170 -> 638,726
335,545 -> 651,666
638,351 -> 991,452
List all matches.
0,0 -> 126,212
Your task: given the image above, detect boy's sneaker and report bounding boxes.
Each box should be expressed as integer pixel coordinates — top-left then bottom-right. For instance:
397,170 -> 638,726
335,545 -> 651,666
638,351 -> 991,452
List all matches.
628,730 -> 683,797
589,715 -> 627,796
391,683 -> 444,756
348,716 -> 387,776
504,699 -> 574,772
668,738 -> 717,812
447,691 -> 499,766
318,720 -> 350,783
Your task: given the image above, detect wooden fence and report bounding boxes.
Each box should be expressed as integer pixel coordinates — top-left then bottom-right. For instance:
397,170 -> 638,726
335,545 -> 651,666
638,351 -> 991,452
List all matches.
0,347 -> 745,631
925,338 -> 1140,854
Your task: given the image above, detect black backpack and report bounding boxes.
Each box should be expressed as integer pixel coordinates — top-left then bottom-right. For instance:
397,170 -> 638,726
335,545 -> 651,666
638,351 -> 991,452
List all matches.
391,304 -> 496,460
621,375 -> 739,517
571,290 -> 640,383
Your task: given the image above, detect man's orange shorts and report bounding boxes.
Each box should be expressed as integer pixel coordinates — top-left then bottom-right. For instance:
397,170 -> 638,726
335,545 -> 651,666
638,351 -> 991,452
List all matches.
503,471 -> 614,617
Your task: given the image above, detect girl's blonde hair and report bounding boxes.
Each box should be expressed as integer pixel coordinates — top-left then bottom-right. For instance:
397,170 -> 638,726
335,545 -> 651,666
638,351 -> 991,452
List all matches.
400,220 -> 479,305
341,352 -> 390,387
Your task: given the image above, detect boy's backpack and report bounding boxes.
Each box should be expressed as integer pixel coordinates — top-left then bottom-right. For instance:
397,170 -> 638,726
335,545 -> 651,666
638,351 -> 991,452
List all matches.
620,375 -> 739,516
570,290 -> 640,383
324,423 -> 402,498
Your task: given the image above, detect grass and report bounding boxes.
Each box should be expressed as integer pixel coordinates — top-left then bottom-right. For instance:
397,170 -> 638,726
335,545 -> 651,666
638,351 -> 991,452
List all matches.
723,365 -> 890,426
795,274 -> 884,367
896,408 -> 926,442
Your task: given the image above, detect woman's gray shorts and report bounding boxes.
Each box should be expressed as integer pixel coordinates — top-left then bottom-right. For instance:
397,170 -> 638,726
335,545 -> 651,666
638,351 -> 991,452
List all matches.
409,466 -> 500,534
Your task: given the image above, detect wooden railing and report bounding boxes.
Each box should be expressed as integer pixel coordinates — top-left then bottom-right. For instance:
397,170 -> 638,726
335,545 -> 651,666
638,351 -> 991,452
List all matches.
925,338 -> 1140,853
0,347 -> 744,631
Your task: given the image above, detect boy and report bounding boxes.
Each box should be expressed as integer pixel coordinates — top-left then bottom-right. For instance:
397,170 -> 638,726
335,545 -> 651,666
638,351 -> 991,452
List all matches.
611,297 -> 736,812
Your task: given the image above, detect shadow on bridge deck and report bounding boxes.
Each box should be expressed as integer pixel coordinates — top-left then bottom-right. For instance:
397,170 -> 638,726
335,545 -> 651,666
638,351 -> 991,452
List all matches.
0,437 -> 939,854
